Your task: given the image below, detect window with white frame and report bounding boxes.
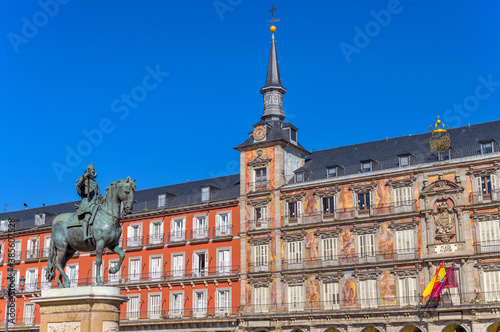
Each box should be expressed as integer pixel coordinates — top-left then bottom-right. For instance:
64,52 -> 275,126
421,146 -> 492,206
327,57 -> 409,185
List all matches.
65,264 -> 78,287
475,174 -> 498,202
171,218 -> 185,241
218,249 -> 231,275
327,166 -> 337,178
295,172 -> 304,182
0,242 -> 4,263
27,238 -> 38,259
0,220 -> 8,232
287,240 -> 303,265
41,267 -> 50,289
35,213 -> 46,225
216,212 -> 231,235
148,293 -> 162,317
254,206 -> 268,228
14,240 -> 21,260
399,155 -> 410,167
321,237 -> 338,263
158,194 -> 166,208
287,284 -> 304,310
393,186 -> 412,213
254,286 -> 269,312
395,229 -> 415,259
359,279 -> 377,308
193,290 -> 207,315
287,201 -> 302,223
361,161 -> 372,172
44,236 -> 51,257
254,168 -> 267,189
201,186 -> 210,202
129,258 -> 141,281
127,295 -> 140,318
150,256 -> 162,280
127,224 -> 142,247
25,268 -> 38,292
193,251 -> 208,277
170,292 -> 184,316
477,219 -> 500,252
24,303 -> 35,324
172,254 -> 184,279
357,233 -> 375,262
398,277 -> 417,305
193,215 -> 208,238
108,260 -> 120,285
323,282 -> 340,309
253,244 -> 269,271
437,149 -> 450,161
149,220 -> 163,244
216,289 -> 231,314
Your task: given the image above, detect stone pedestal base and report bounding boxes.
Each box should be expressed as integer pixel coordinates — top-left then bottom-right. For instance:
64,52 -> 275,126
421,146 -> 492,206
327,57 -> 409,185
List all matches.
32,286 -> 127,332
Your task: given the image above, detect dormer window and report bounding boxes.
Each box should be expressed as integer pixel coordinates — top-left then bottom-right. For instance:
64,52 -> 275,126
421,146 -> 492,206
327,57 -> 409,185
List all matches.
201,187 -> 210,202
296,173 -> 304,183
437,149 -> 450,161
35,213 -> 46,226
361,161 -> 372,173
290,129 -> 297,142
327,167 -> 337,178
399,155 -> 410,167
158,194 -> 166,208
481,141 -> 494,154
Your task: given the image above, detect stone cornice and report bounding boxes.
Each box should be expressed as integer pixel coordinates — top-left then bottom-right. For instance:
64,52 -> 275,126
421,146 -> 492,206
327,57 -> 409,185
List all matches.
420,174 -> 464,198
247,154 -> 272,168
248,236 -> 272,245
477,261 -> 500,271
351,225 -> 378,235
317,273 -> 342,283
349,181 -> 377,194
281,231 -> 306,242
471,210 -> 500,222
315,228 -> 342,238
386,175 -> 416,188
466,163 -> 499,177
247,196 -> 272,207
388,219 -> 418,231
282,275 -> 307,284
314,186 -> 341,197
394,269 -> 418,277
280,191 -> 306,202
248,278 -> 272,287
353,270 -> 381,280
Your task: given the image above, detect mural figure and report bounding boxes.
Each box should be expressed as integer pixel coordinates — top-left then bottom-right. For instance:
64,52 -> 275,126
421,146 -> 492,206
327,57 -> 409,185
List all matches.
341,229 -> 355,263
342,277 -> 356,307
378,223 -> 393,260
432,201 -> 456,242
380,271 -> 396,304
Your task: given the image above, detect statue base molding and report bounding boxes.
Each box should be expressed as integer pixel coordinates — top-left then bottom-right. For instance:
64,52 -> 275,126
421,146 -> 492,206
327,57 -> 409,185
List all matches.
32,286 -> 127,332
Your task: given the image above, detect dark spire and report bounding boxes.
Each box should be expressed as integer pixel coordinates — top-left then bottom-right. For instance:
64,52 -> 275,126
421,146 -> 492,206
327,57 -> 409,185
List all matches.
260,29 -> 286,121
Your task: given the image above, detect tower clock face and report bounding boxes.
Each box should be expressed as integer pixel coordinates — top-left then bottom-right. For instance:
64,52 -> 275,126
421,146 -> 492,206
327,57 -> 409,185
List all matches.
253,125 -> 266,141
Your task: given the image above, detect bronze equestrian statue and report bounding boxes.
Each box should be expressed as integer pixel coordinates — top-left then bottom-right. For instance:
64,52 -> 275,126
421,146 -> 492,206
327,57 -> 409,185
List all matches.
46,165 -> 136,287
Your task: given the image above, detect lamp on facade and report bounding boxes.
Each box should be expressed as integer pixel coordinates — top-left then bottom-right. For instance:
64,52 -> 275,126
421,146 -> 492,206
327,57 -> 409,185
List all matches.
19,276 -> 25,292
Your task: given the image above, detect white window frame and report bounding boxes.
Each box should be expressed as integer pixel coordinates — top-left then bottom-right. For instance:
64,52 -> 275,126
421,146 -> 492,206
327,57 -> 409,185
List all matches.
193,214 -> 208,239
287,240 -> 304,268
170,217 -> 186,242
201,186 -> 210,202
25,268 -> 38,292
477,219 -> 500,253
128,257 -> 142,282
392,186 -> 413,213
287,284 -> 304,311
127,223 -> 142,247
41,267 -> 51,289
321,237 -> 338,266
127,294 -> 140,319
14,240 -> 21,261
158,194 -> 166,208
65,264 -> 78,288
395,229 -> 416,259
253,205 -> 269,229
483,270 -> 500,301
149,219 -> 164,244
357,233 -> 376,263
215,211 -> 231,236
215,288 -> 231,314
192,289 -> 207,316
398,276 -> 417,306
286,200 -> 303,224
481,141 -> 494,154
23,302 -> 35,324
108,259 -> 121,285
148,292 -> 162,317
361,161 -> 372,172
217,248 -> 231,276
43,236 -> 51,257
169,291 -> 184,317
252,243 -> 269,272
359,279 -> 378,308
149,255 -> 163,281
327,166 -> 337,178
399,155 -> 410,167
253,286 -> 269,312
192,250 -> 208,278
35,213 -> 46,226
172,253 -> 185,279
323,281 -> 340,309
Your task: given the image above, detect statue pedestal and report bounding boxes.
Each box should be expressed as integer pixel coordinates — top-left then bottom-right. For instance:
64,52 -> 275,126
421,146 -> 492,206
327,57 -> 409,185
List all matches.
32,286 -> 127,332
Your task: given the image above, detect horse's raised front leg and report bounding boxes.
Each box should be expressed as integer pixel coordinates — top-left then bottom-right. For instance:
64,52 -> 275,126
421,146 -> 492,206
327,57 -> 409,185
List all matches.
95,239 -> 105,286
55,244 -> 70,288
108,245 -> 125,275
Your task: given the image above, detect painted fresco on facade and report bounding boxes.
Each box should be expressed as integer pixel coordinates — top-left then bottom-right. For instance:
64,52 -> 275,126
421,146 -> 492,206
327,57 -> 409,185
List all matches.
340,227 -> 355,263
341,273 -> 356,307
246,282 -> 252,310
474,266 -> 481,293
284,147 -> 304,177
306,275 -> 320,309
305,229 -> 318,267
338,186 -> 353,218
270,232 -> 277,271
380,270 -> 396,304
375,179 -> 391,214
270,195 -> 276,228
303,189 -> 316,223
271,278 -> 277,308
245,146 -> 275,192
378,221 -> 393,260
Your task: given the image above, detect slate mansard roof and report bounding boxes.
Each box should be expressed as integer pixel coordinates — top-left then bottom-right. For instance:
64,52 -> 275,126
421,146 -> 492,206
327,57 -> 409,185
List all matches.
0,174 -> 240,232
296,119 -> 500,183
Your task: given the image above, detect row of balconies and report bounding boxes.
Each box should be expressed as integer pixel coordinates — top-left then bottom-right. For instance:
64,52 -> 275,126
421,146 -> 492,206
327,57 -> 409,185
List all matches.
126,226 -> 233,248
242,291 -> 500,314
249,249 -> 420,273
3,265 -> 240,292
120,306 -> 241,321
471,189 -> 500,204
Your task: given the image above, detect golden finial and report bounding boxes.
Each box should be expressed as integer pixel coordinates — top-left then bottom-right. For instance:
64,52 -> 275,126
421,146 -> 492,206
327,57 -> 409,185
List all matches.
430,116 -> 448,133
270,26 -> 276,33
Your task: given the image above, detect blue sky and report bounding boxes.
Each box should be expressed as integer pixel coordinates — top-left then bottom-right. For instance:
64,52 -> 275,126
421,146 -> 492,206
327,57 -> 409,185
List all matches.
1,1 -> 499,212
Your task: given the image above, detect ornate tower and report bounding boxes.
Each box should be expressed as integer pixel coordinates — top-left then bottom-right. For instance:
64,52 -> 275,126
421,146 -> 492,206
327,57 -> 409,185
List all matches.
235,25 -> 309,314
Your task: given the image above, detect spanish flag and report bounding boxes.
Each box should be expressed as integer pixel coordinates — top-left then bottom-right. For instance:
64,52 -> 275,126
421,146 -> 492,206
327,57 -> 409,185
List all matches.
423,262 -> 446,301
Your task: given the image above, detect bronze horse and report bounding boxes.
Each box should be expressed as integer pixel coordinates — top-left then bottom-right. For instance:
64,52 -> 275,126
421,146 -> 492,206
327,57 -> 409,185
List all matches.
47,177 -> 136,287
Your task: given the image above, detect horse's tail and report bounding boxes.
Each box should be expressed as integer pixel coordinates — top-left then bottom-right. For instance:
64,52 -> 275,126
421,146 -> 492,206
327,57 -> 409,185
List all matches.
46,237 -> 57,281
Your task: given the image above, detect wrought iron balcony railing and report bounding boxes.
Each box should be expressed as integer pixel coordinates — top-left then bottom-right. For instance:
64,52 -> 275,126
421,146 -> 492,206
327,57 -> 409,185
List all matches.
167,231 -> 186,243
249,181 -> 270,192
248,218 -> 272,230
190,227 -> 209,240
126,236 -> 143,248
475,240 -> 500,254
249,261 -> 273,273
213,225 -> 233,237
472,189 -> 500,204
120,306 -> 241,321
146,233 -> 165,246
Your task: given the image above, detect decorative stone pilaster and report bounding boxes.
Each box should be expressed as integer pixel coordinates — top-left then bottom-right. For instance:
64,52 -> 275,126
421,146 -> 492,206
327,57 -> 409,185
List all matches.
32,286 -> 127,332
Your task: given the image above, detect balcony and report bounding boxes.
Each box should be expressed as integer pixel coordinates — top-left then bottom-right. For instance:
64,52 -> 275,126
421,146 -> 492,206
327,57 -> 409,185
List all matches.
472,189 -> 500,204
249,181 -> 270,192
190,227 -> 209,240
145,233 -> 165,248
126,236 -> 143,249
249,218 -> 271,230
167,231 -> 186,245
24,250 -> 40,260
249,261 -> 272,273
283,258 -> 304,270
476,240 -> 500,253
120,306 -> 241,321
213,225 -> 233,238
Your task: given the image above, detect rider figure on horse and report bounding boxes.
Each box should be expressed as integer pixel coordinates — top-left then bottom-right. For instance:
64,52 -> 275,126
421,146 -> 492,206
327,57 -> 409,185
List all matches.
76,163 -> 101,241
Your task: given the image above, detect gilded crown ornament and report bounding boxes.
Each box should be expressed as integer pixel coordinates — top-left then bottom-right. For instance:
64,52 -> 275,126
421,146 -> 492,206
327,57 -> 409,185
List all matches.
430,116 -> 450,151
